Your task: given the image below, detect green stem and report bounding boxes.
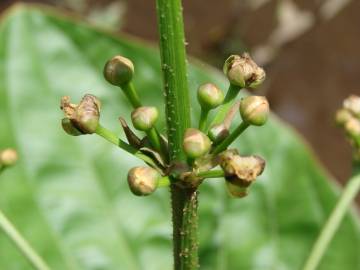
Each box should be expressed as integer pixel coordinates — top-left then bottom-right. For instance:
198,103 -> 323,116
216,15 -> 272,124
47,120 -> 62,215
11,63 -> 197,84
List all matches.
197,170 -> 224,178
146,128 -> 163,155
212,122 -> 249,154
302,169 -> 360,270
95,125 -> 157,168
0,210 -> 51,270
120,82 -> 142,108
156,0 -> 198,269
199,109 -> 209,132
211,84 -> 241,126
158,176 -> 171,187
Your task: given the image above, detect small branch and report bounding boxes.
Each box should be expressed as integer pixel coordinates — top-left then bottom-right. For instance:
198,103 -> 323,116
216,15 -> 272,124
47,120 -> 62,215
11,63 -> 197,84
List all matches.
212,122 -> 250,154
197,170 -> 224,178
120,82 -> 142,108
198,109 -> 209,132
146,128 -> 163,156
302,169 -> 360,270
95,125 -> 158,168
0,210 -> 51,270
211,84 -> 241,126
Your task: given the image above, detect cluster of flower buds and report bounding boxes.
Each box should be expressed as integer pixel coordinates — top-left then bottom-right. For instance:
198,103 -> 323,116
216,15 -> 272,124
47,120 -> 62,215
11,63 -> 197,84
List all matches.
336,95 -> 360,159
60,52 -> 270,198
0,148 -> 18,172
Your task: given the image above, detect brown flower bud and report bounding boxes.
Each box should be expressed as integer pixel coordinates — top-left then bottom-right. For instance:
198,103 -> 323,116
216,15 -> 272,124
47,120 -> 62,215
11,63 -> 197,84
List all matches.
183,128 -> 212,159
103,55 -> 134,86
127,166 -> 160,196
60,94 -> 101,135
219,149 -> 265,187
0,148 -> 18,167
223,53 -> 265,89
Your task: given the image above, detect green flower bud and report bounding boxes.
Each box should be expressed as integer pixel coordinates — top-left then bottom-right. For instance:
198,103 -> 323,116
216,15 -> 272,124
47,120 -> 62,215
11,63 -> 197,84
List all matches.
343,95 -> 360,118
335,109 -> 353,126
0,148 -> 18,167
240,96 -> 269,126
103,55 -> 134,86
225,181 -> 248,198
127,166 -> 160,196
183,128 -> 212,159
131,106 -> 159,131
223,53 -> 265,89
197,83 -> 224,110
60,94 -> 101,135
208,124 -> 229,144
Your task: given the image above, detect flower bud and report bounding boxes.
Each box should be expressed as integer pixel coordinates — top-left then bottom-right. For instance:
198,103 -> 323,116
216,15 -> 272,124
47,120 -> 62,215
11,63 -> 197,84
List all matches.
131,106 -> 159,131
183,128 -> 212,159
343,95 -> 360,118
127,166 -> 160,196
197,83 -> 224,110
240,96 -> 269,126
335,109 -> 353,127
219,149 -> 265,187
103,55 -> 134,86
61,118 -> 82,136
60,94 -> 101,135
0,148 -> 18,167
223,53 -> 265,89
344,118 -> 360,138
225,181 -> 248,198
208,124 -> 229,144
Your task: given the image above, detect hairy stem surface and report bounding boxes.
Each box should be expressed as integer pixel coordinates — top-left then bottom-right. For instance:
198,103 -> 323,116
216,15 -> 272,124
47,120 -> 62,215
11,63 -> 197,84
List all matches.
155,0 -> 199,269
302,164 -> 360,270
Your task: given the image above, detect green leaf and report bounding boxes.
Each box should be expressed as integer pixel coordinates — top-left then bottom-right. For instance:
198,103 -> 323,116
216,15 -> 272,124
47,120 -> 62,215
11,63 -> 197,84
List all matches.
0,4 -> 358,270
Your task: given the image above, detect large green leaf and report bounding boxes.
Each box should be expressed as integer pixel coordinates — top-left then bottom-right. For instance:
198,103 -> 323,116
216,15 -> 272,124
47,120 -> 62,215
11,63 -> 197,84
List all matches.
0,4 -> 359,270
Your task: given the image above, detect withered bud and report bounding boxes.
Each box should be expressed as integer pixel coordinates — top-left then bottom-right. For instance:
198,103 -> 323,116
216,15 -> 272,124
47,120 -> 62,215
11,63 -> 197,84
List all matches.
0,148 -> 18,167
127,166 -> 160,196
197,83 -> 224,110
60,94 -> 101,135
183,128 -> 212,159
335,109 -> 353,127
240,96 -> 269,126
103,55 -> 134,86
219,149 -> 265,187
131,106 -> 159,131
208,124 -> 229,144
343,95 -> 360,118
223,53 -> 265,89
225,181 -> 248,198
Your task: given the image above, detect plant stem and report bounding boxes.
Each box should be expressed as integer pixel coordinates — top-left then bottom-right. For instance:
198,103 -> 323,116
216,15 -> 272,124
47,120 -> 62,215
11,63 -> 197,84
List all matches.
0,210 -> 50,270
198,109 -> 209,132
156,0 -> 199,269
302,168 -> 360,270
211,84 -> 241,126
212,122 -> 249,154
146,128 -> 162,155
197,170 -> 224,178
95,125 -> 158,168
120,82 -> 142,108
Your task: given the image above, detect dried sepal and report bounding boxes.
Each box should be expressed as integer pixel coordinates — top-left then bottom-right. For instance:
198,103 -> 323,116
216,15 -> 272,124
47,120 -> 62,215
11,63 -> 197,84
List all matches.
60,94 -> 101,135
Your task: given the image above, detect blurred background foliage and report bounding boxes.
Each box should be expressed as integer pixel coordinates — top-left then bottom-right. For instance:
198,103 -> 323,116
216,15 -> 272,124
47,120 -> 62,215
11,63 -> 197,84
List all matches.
0,1 -> 359,270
